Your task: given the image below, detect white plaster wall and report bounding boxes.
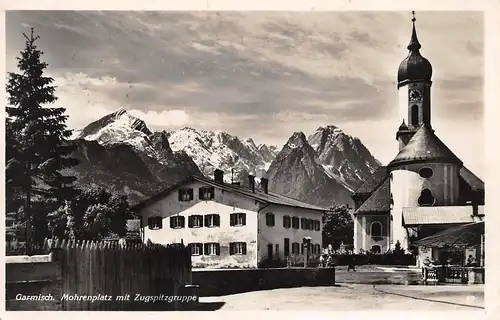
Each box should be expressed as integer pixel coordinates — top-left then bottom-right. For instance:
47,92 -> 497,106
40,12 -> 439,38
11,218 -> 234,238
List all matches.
139,180 -> 260,268
398,85 -> 409,126
390,169 -> 421,250
258,205 -> 323,263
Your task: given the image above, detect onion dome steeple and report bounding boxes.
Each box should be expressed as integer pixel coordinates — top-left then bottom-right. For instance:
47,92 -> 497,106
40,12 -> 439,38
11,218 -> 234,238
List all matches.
397,11 -> 433,88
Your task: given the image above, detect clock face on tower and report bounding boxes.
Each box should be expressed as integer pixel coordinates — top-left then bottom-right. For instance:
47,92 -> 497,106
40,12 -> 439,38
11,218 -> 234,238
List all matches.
409,89 -> 423,103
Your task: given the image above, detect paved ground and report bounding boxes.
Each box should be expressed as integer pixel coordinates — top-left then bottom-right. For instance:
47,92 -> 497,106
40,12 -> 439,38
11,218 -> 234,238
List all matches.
200,284 -> 484,310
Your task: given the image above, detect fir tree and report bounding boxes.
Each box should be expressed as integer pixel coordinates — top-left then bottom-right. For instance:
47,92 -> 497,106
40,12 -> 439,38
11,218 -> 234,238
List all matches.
6,28 -> 79,246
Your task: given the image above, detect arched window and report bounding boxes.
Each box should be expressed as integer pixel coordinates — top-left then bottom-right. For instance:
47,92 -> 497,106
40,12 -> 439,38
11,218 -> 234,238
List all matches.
418,188 -> 435,206
411,105 -> 419,126
419,167 -> 434,179
370,221 -> 383,237
371,245 -> 381,254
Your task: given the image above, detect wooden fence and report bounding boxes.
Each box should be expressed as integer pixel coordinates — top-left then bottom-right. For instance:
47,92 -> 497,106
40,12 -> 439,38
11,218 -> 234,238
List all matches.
48,238 -> 192,311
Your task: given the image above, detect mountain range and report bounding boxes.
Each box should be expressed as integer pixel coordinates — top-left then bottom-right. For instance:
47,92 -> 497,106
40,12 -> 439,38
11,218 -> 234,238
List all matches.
68,108 -> 381,207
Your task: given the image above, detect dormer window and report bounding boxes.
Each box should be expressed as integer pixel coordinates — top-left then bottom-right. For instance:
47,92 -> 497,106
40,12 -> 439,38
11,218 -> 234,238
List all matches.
199,186 -> 215,200
178,188 -> 193,202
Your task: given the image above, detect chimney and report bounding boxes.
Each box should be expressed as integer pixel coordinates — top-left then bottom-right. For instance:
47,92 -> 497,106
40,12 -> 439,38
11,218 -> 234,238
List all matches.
248,175 -> 255,193
260,178 -> 269,194
214,169 -> 224,184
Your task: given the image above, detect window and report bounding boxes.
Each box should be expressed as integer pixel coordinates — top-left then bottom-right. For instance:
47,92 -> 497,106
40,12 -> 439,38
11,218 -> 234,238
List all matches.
204,243 -> 220,256
275,244 -> 279,254
229,242 -> 247,255
314,220 -> 321,231
307,219 -> 314,230
418,167 -> 434,179
189,243 -> 203,255
148,217 -> 163,230
266,213 -> 275,227
371,245 -> 381,254
314,244 -> 321,255
204,214 -> 220,227
199,186 -> 215,200
291,242 -> 300,254
300,218 -> 308,230
230,213 -> 246,226
370,221 -> 382,237
411,105 -> 419,126
418,188 -> 435,206
170,216 -> 185,229
291,217 -> 299,229
188,215 -> 203,228
283,215 -> 291,228
284,238 -> 290,257
178,188 -> 193,202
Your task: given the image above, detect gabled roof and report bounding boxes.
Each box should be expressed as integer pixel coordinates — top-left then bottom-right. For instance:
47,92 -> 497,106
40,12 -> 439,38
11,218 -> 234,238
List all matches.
388,125 -> 462,169
402,206 -> 484,226
352,166 -> 388,196
415,221 -> 484,248
354,177 -> 391,215
460,166 -> 484,191
132,175 -> 327,213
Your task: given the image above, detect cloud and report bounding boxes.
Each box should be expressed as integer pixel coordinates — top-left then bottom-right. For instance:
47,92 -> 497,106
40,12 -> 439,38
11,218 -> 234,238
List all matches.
5,11 -> 484,176
128,109 -> 190,128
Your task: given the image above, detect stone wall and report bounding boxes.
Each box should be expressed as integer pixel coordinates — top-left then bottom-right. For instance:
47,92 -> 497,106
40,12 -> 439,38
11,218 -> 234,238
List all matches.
5,254 -> 63,311
192,267 -> 335,296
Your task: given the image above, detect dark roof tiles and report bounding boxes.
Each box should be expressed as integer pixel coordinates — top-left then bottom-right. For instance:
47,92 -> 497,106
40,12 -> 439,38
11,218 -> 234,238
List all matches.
388,125 -> 462,169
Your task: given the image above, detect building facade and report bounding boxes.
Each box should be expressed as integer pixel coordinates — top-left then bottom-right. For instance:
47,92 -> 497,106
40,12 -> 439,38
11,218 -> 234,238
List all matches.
133,169 -> 325,269
351,13 -> 485,263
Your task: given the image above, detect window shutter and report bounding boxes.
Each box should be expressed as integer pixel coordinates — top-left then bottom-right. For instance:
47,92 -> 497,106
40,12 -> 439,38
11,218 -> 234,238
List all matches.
204,243 -> 209,255
189,188 -> 194,200
204,215 -> 209,227
242,242 -> 247,255
170,216 -> 175,228
215,215 -> 220,227
230,214 -> 235,226
271,214 -> 275,226
209,187 -> 215,199
216,243 -> 221,255
178,191 -> 183,201
199,243 -> 203,255
188,216 -> 193,228
199,215 -> 204,227
229,243 -> 234,255
242,213 -> 246,226
199,188 -> 203,200
180,216 -> 185,228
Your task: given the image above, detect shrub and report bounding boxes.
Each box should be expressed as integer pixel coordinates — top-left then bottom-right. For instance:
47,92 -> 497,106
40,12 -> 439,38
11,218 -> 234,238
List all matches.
328,252 -> 416,266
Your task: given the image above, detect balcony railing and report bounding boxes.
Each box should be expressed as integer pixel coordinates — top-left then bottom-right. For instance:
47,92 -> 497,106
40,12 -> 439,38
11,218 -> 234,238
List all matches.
422,265 -> 483,284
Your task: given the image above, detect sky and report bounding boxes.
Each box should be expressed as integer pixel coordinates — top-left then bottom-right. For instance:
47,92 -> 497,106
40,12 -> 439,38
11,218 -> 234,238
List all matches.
5,11 -> 484,177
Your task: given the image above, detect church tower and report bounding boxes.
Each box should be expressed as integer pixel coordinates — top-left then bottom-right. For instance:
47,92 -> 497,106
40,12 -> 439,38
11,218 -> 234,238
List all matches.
396,11 -> 433,150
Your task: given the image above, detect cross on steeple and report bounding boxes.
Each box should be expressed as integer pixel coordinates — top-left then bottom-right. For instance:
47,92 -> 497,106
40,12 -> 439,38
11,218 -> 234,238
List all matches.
412,10 -> 416,22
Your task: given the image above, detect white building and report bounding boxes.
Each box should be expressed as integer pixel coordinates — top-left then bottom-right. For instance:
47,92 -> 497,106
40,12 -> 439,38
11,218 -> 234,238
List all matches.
132,169 -> 326,268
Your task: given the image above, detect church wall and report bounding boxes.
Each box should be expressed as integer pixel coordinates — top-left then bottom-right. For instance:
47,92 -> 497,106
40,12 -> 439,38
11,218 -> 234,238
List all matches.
390,169 -> 420,250
359,215 -> 390,253
403,162 -> 461,206
398,86 -> 409,125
